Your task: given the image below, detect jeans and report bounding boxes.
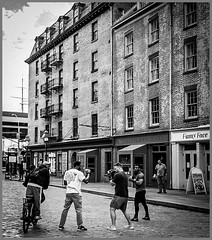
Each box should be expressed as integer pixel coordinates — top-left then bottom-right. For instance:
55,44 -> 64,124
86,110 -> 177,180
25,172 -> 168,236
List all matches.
157,176 -> 166,192
134,190 -> 149,218
26,185 -> 42,216
59,193 -> 83,227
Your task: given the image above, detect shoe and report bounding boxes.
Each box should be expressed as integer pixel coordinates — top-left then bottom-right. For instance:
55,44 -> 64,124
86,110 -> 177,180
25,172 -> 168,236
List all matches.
158,191 -> 162,194
142,216 -> 150,220
107,225 -> 117,231
131,217 -> 138,221
163,191 -> 167,193
20,217 -> 23,220
59,226 -> 64,231
124,225 -> 134,230
34,215 -> 42,220
77,225 -> 87,231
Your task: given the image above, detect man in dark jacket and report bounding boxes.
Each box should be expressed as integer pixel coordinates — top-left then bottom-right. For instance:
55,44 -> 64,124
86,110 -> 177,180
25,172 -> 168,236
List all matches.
24,161 -> 50,220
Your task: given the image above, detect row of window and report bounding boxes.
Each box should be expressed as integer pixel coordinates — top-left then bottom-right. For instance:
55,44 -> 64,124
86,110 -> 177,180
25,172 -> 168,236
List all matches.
126,87 -> 198,130
124,35 -> 197,91
33,114 -> 98,143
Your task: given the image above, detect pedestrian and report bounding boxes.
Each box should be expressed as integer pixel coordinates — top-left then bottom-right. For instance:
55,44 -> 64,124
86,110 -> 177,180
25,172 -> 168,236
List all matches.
154,158 -> 167,193
58,161 -> 91,232
23,161 -> 50,219
129,165 -> 150,221
18,160 -> 24,181
107,162 -> 134,231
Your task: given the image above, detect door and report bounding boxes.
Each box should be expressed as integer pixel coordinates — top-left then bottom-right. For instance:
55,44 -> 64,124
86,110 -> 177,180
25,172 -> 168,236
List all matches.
205,151 -> 210,189
87,157 -> 96,182
184,151 -> 197,185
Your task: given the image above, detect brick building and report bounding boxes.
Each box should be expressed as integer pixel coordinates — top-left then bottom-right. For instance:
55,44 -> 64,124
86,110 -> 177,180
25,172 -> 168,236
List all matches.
112,2 -> 210,190
25,2 -> 135,181
25,2 -> 210,189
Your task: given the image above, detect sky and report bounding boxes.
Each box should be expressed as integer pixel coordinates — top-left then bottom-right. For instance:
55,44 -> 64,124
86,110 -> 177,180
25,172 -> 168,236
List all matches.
2,0 -> 74,113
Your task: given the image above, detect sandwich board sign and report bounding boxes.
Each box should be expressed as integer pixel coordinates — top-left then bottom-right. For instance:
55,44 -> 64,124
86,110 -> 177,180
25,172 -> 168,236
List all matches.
186,167 -> 207,194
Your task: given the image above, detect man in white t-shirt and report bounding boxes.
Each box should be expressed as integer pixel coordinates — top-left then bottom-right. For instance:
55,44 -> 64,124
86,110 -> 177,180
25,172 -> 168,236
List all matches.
59,161 -> 91,231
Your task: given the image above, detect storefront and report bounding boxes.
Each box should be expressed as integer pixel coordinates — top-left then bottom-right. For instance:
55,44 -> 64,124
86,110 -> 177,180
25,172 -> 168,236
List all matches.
171,125 -> 210,191
114,131 -> 170,188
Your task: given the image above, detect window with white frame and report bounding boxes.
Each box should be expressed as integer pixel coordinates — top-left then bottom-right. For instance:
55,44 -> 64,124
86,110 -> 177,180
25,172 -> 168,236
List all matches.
125,31 -> 133,56
126,105 -> 134,130
185,38 -> 197,71
149,16 -> 159,44
185,87 -> 197,119
34,127 -> 38,143
150,97 -> 159,126
35,81 -> 39,98
92,51 -> 98,72
92,81 -> 98,102
73,61 -> 78,80
73,88 -> 78,108
149,54 -> 159,83
125,66 -> 133,91
92,21 -> 98,42
73,33 -> 79,52
184,3 -> 197,27
59,69 -> 63,85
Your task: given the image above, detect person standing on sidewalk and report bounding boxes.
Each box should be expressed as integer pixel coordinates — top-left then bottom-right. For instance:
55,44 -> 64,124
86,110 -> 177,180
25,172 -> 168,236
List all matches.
154,158 -> 167,193
107,162 -> 134,231
59,161 -> 91,232
129,165 -> 150,221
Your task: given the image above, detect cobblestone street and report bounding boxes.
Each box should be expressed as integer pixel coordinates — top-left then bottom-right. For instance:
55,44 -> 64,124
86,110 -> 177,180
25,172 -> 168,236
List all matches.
2,179 -> 210,238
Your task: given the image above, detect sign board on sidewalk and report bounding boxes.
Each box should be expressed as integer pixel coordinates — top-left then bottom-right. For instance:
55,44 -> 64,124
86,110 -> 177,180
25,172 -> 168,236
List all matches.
9,156 -> 17,163
186,167 -> 207,194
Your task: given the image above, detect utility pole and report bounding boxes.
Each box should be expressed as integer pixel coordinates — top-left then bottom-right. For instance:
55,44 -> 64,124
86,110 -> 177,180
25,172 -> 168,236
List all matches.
11,77 -> 27,113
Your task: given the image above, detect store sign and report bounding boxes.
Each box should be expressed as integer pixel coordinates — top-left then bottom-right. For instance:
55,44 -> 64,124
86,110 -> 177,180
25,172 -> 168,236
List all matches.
171,130 -> 210,142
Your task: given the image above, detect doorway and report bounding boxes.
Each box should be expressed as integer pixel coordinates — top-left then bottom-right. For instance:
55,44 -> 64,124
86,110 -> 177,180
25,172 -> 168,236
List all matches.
184,151 -> 197,180
87,157 -> 96,182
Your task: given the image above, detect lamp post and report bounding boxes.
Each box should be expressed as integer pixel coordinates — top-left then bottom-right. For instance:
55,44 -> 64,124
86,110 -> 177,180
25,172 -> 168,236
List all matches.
42,130 -> 49,162
12,113 -> 20,175
24,135 -> 31,169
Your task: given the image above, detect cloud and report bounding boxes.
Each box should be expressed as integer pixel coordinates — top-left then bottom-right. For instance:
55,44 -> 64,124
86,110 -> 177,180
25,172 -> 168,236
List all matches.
34,10 -> 55,28
2,0 -> 29,12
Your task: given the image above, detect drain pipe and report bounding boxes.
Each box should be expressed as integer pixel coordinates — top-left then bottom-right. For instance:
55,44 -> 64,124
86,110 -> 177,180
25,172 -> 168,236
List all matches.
169,3 -> 173,189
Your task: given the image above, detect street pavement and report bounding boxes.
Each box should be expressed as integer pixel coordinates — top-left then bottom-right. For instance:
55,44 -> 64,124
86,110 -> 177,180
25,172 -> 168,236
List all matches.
49,176 -> 210,214
2,178 -> 210,238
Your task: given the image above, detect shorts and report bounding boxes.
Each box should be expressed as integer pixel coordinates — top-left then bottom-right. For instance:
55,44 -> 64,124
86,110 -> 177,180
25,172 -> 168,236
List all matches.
110,195 -> 128,212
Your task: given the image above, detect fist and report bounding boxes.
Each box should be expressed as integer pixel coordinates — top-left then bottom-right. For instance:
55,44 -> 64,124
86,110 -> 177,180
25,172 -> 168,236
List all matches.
85,169 -> 91,174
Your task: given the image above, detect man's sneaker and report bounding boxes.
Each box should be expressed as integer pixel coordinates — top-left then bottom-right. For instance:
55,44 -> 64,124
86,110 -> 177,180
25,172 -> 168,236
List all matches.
158,191 -> 162,194
124,225 -> 134,230
107,225 -> 117,231
163,191 -> 167,193
34,215 -> 42,220
142,216 -> 150,220
59,226 -> 64,231
131,217 -> 138,221
77,225 -> 87,231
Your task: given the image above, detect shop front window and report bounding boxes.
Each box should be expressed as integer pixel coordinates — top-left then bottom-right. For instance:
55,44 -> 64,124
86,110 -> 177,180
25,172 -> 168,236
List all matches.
105,152 -> 112,173
119,154 -> 131,174
58,154 -> 62,171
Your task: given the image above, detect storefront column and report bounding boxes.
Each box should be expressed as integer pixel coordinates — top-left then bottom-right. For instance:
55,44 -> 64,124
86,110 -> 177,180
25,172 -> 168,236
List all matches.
171,143 -> 180,189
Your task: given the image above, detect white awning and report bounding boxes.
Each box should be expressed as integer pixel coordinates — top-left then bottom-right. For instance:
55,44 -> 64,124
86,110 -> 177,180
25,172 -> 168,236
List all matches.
78,149 -> 97,154
118,144 -> 146,152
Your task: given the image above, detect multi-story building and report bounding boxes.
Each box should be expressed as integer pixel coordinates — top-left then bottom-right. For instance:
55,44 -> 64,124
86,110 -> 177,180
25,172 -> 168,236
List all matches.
25,2 -> 135,181
25,2 -> 210,189
112,2 -> 210,190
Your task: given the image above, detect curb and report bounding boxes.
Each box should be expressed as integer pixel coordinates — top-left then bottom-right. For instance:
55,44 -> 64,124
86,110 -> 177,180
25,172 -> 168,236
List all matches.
50,184 -> 209,214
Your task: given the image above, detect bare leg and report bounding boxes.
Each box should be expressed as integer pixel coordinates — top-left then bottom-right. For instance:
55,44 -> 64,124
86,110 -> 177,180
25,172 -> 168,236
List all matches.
110,207 -> 116,227
122,210 -> 132,225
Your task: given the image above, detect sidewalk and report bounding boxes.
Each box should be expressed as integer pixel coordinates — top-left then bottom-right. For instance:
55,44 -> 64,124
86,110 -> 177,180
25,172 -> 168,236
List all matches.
49,176 -> 210,214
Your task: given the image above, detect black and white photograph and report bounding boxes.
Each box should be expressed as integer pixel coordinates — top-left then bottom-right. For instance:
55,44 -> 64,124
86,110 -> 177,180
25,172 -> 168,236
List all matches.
2,1 -> 210,238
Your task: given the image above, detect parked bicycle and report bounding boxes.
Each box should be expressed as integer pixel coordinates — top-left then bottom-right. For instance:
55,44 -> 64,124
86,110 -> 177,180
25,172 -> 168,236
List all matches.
22,195 -> 39,233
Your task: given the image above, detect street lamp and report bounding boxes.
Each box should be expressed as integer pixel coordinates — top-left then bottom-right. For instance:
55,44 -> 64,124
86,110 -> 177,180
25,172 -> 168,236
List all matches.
42,130 -> 49,162
12,113 -> 20,174
24,135 -> 31,169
